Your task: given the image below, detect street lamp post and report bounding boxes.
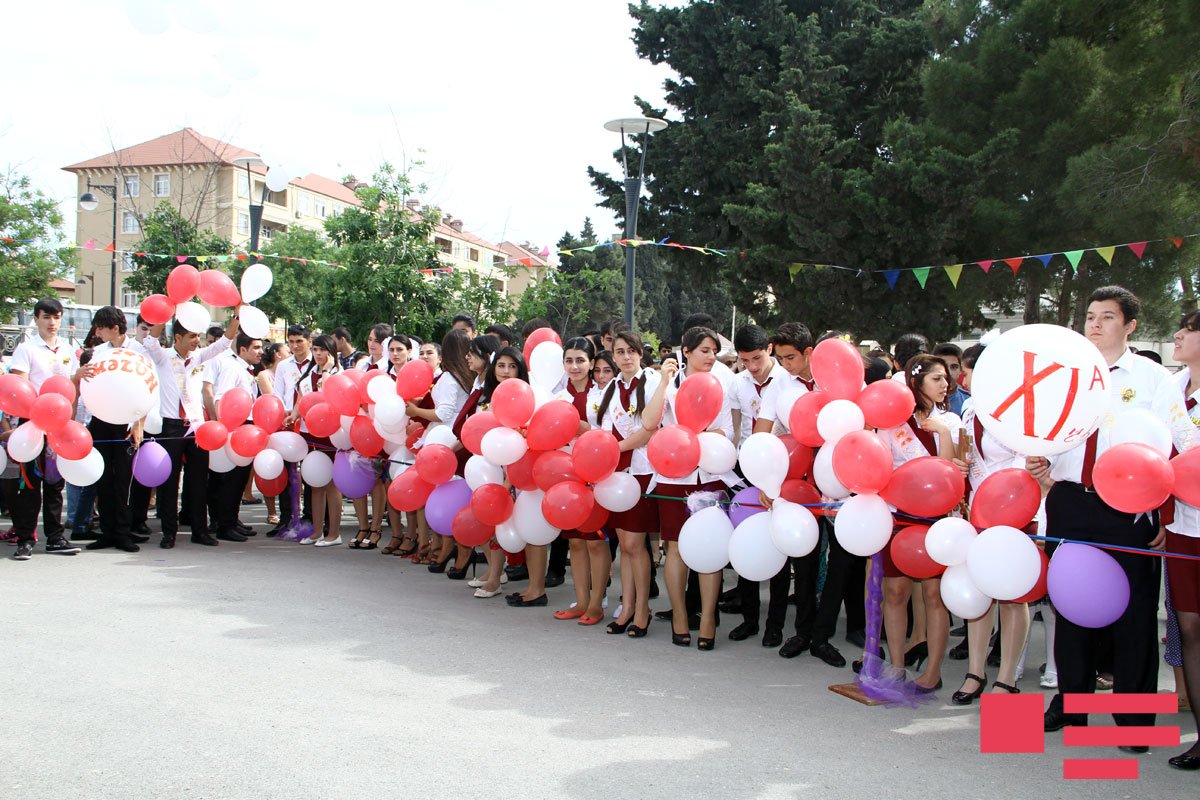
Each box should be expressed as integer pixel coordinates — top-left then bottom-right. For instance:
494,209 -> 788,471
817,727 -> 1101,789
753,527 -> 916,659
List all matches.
232,156 -> 268,265
78,179 -> 119,306
603,117 -> 668,328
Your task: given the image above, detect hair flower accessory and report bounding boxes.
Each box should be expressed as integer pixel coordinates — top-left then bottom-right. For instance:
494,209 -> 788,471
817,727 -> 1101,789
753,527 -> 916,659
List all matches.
911,364 -> 923,375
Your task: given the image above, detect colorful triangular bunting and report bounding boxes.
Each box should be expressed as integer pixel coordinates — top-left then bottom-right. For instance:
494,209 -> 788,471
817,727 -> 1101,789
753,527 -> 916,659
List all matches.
1004,257 -> 1024,275
1064,250 -> 1084,272
977,260 -> 993,273
913,267 -> 931,288
1172,237 -> 1184,248
1096,246 -> 1116,265
944,264 -> 963,287
1127,242 -> 1147,259
882,270 -> 900,289
1035,254 -> 1053,267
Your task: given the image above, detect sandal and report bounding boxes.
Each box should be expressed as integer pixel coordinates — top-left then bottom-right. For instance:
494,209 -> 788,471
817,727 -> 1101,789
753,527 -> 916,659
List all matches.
395,536 -> 418,557
348,530 -> 371,549
992,681 -> 1020,694
381,535 -> 405,555
364,530 -> 382,550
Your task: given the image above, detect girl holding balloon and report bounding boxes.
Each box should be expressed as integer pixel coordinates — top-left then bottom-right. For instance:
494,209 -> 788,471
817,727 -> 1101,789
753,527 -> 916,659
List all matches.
643,326 -> 739,650
404,341 -> 445,563
285,334 -> 344,546
345,326 -> 393,549
878,354 -> 967,691
595,330 -> 660,637
376,335 -> 422,554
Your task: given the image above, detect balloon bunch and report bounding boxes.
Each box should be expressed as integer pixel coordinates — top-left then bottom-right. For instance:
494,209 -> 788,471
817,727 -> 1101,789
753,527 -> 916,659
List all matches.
138,264 -> 273,339
0,373 -> 98,482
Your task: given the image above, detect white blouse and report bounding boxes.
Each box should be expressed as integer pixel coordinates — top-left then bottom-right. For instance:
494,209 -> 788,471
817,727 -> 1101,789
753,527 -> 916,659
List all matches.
599,368 -> 661,476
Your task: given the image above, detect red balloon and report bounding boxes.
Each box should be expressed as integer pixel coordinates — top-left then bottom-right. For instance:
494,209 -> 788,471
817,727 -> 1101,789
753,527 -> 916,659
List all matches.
1012,548 -> 1050,603
296,390 -> 324,420
452,505 -> 495,547
571,429 -> 620,483
780,478 -> 822,508
230,424 -> 268,458
304,402 -> 340,438
255,471 -> 288,497
811,338 -> 865,401
881,456 -> 965,518
252,395 -> 285,434
522,327 -> 562,363
166,264 -> 201,304
388,470 -> 436,512
46,420 -> 93,460
30,393 -> 72,434
322,372 -> 362,416
461,410 -> 501,456
674,372 -> 723,433
197,268 -> 241,307
139,294 -> 174,325
505,448 -> 542,491
39,375 -> 76,403
525,400 -> 580,450
576,501 -> 610,533
778,434 -> 814,480
195,420 -> 229,451
405,427 -> 423,452
646,424 -> 701,479
396,360 -> 434,402
832,430 -> 894,495
343,370 -> 370,406
1093,442 -> 1174,514
857,379 -> 916,430
350,414 -> 385,457
217,388 -> 253,428
787,390 -> 832,447
471,483 -> 514,526
889,525 -> 945,579
969,468 -> 1041,530
541,480 -> 594,529
0,373 -> 38,418
533,450 -> 580,491
491,379 -> 535,428
1171,447 -> 1200,506
415,443 -> 457,485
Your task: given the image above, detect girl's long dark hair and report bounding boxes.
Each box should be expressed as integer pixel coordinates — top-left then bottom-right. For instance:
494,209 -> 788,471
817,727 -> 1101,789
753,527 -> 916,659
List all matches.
905,354 -> 950,414
481,346 -> 529,404
440,329 -> 475,393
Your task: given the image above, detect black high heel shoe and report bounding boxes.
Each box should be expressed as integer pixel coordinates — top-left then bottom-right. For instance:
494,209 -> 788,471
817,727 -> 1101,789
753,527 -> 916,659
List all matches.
627,616 -> 651,638
914,677 -> 943,694
904,642 -> 928,668
671,627 -> 691,647
697,637 -> 715,651
606,619 -> 631,635
952,673 -> 987,705
427,551 -> 453,574
446,560 -> 470,580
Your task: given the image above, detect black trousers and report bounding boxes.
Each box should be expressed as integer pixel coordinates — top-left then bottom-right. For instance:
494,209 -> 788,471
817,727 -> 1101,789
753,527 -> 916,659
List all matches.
738,568 -> 792,631
548,536 -> 569,576
812,520 -> 867,643
129,476 -> 152,529
9,442 -> 64,543
88,419 -> 134,539
1046,482 -> 1160,727
790,551 -> 822,637
155,419 -> 210,537
214,463 -> 252,533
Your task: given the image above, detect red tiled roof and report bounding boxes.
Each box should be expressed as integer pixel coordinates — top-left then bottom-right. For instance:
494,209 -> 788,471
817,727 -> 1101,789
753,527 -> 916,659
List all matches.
434,221 -> 500,252
49,278 -> 76,290
63,128 -> 261,171
291,174 -> 361,207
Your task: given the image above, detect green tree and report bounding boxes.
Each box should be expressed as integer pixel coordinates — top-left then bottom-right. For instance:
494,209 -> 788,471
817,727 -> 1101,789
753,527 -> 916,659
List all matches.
515,267 -> 625,338
126,202 -> 233,297
439,267 -> 515,333
0,170 -> 71,322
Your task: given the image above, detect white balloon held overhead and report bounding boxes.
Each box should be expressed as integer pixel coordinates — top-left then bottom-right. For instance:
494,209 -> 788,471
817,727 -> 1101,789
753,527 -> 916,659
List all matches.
529,342 -> 566,390
174,302 -> 211,335
238,305 -> 270,339
239,263 -> 273,303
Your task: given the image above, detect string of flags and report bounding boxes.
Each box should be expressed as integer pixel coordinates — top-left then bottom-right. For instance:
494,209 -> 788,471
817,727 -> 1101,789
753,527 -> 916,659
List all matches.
558,237 -> 730,257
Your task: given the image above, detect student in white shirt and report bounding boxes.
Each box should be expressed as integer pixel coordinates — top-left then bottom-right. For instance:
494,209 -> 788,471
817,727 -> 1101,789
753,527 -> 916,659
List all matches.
203,333 -> 263,542
7,297 -> 81,560
272,325 -> 314,536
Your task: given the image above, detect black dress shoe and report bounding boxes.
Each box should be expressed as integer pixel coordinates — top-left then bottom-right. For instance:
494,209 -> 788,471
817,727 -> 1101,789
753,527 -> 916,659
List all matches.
1118,745 -> 1149,754
845,629 -> 866,649
727,622 -> 759,641
779,635 -> 811,658
216,529 -> 247,542
160,534 -> 176,549
130,533 -> 150,544
810,641 -> 847,668
1044,709 -> 1086,732
190,533 -> 219,546
504,564 -> 529,582
1169,752 -> 1200,770
761,628 -> 783,648
265,525 -> 284,538
236,523 -> 258,537
85,537 -> 115,550
948,638 -> 969,660
508,594 -> 547,607
544,571 -> 565,588
718,598 -> 743,615
133,523 -> 151,535
952,673 -> 987,705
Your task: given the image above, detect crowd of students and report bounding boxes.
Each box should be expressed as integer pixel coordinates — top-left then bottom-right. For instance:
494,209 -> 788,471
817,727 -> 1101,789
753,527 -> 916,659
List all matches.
2,285 -> 1198,771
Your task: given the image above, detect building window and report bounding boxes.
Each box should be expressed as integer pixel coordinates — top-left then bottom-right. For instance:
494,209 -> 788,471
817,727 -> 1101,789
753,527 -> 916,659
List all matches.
261,226 -> 274,240
123,175 -> 139,197
237,212 -> 250,235
298,194 -> 310,215
121,252 -> 137,272
435,237 -> 452,255
122,211 -> 139,234
469,248 -> 480,262
238,173 -> 250,198
266,189 -> 287,206
315,199 -> 326,218
153,173 -> 170,196
492,279 -> 506,293
121,287 -> 140,308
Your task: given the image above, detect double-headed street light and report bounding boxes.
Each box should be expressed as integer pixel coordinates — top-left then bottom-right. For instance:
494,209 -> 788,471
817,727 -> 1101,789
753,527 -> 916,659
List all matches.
603,116 -> 668,328
79,179 -> 118,305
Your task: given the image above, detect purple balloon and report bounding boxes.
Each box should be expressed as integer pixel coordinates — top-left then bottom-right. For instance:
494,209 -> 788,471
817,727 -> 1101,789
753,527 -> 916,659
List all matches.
1047,543 -> 1131,628
727,486 -> 766,527
426,478 -> 472,536
332,450 -> 379,499
132,441 -> 172,488
44,455 -> 62,485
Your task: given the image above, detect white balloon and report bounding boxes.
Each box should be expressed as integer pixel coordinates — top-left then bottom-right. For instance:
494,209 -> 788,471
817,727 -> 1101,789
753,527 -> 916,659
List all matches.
174,302 -> 212,335
374,417 -> 408,444
812,444 -> 851,499
56,449 -> 104,486
208,445 -> 235,473
7,421 -> 44,463
238,305 -> 270,339
80,348 -> 157,425
1110,408 -> 1173,459
253,448 -> 284,480
728,512 -> 789,581
268,431 -> 307,463
971,324 -> 1111,457
678,506 -> 735,573
329,428 -> 353,451
698,431 -> 738,474
481,426 -> 528,466
833,493 -> 893,556
768,498 -> 819,557
512,489 -> 558,545
464,455 -> 504,490
264,166 -> 291,193
593,471 -> 641,513
496,519 -> 526,553
339,415 -> 357,434
816,399 -> 865,444
374,395 -> 407,428
925,517 -> 977,567
382,439 -> 403,457
239,263 -> 274,303
738,431 -> 789,498
301,450 -> 333,487
424,425 -> 459,449
531,384 -> 554,410
144,406 -> 163,435
224,442 -> 253,467
966,525 -> 1041,601
940,563 -> 994,620
367,374 -> 397,405
529,342 -> 565,390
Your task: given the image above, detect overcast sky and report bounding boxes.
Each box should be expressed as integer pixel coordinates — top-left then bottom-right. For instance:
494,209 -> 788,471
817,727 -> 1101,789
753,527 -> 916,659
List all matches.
3,0 -> 680,255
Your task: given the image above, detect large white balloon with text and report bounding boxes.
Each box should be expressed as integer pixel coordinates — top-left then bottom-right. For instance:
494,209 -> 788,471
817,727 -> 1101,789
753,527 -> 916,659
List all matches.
80,348 -> 159,425
970,324 -> 1111,457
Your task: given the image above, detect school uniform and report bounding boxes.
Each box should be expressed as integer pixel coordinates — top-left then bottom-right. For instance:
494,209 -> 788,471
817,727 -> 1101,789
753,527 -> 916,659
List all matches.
86,337 -> 149,546
598,368 -> 662,533
205,352 -> 260,537
1154,368 -> 1200,614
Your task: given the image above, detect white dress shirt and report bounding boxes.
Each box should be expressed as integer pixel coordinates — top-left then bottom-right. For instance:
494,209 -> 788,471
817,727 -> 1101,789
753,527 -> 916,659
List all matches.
274,353 -> 314,413
733,363 -> 786,442
9,335 -> 78,391
599,368 -> 661,476
142,336 -> 231,425
879,408 -> 964,468
418,371 -> 471,446
757,372 -> 816,432
1154,367 -> 1200,536
205,352 -> 259,405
